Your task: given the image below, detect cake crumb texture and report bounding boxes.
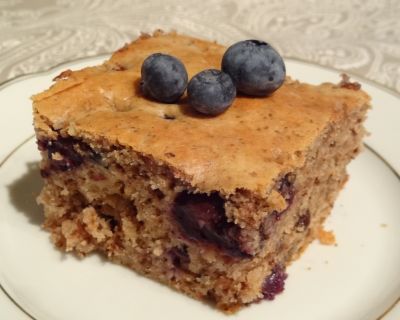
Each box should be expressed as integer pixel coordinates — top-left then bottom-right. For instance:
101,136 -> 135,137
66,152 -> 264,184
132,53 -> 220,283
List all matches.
317,228 -> 337,246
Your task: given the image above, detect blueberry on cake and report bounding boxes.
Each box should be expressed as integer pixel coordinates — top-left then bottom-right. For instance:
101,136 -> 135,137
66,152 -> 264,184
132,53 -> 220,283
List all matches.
32,31 -> 370,312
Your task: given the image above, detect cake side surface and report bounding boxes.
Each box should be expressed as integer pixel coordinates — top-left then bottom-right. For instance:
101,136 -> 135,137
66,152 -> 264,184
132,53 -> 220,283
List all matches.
36,99 -> 368,310
33,32 -> 371,312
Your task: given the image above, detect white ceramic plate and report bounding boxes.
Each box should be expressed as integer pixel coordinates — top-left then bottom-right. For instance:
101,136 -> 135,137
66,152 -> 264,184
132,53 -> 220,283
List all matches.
0,57 -> 399,320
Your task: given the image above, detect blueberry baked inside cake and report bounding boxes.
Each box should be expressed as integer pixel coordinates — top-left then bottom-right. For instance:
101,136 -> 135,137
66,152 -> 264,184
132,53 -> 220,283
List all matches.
32,31 -> 370,312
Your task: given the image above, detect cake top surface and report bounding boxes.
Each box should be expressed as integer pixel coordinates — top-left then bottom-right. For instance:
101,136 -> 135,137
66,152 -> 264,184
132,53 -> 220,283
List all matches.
33,31 -> 370,196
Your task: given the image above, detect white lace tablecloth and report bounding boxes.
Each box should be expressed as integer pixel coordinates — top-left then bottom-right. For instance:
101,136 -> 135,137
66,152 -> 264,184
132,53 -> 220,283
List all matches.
0,1 -> 399,319
1,0 -> 399,92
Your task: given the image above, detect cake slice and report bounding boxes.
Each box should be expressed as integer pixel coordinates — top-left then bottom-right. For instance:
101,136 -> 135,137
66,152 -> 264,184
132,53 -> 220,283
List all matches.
32,31 -> 370,311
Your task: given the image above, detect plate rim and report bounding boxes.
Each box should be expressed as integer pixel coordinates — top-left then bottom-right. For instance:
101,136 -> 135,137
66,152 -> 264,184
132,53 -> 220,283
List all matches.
0,56 -> 399,320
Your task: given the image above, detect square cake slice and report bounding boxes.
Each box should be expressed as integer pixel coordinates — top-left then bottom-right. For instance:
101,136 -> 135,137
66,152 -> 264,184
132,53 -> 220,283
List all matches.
32,31 -> 370,311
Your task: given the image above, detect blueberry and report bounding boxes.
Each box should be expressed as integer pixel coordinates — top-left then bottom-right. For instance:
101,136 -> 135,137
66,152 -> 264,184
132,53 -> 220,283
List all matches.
221,40 -> 285,96
262,265 -> 288,300
295,211 -> 311,233
172,191 -> 249,258
187,69 -> 236,116
276,173 -> 296,204
141,53 -> 188,103
169,245 -> 190,269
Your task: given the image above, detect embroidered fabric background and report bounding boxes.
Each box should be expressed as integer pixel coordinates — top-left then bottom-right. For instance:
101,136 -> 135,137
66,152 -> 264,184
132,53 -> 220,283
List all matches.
0,0 -> 399,92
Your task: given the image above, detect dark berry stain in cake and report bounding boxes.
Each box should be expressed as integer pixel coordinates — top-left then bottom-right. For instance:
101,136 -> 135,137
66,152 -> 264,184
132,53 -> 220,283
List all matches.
262,265 -> 288,300
37,139 -> 48,152
295,210 -> 311,233
271,210 -> 283,221
169,245 -> 190,269
37,137 -> 101,174
172,191 -> 250,258
40,168 -> 51,178
77,139 -> 102,163
276,172 -> 296,204
46,138 -> 83,171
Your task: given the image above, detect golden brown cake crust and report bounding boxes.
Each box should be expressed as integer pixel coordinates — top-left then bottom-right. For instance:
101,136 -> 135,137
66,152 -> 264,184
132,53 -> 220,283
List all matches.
32,31 -> 370,196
